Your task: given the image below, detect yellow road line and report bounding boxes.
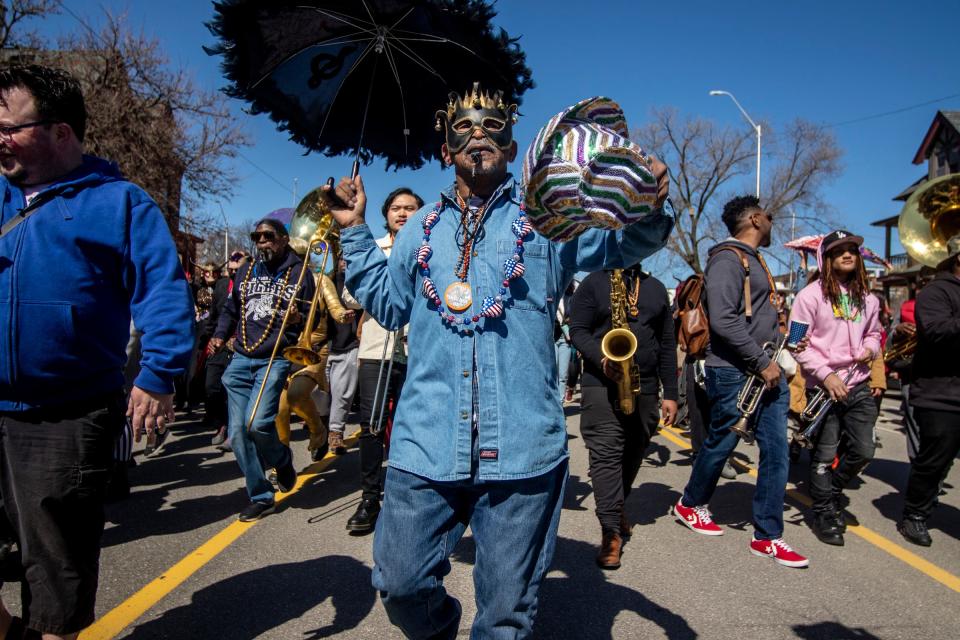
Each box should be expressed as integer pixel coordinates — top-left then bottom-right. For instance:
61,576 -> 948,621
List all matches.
657,424 -> 960,593
80,430 -> 362,640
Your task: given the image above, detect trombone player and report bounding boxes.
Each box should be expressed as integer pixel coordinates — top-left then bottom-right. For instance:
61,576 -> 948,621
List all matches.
790,230 -> 882,547
569,263 -> 677,569
208,218 -> 315,521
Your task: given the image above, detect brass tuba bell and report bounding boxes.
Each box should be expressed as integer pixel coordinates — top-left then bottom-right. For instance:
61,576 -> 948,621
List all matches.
898,173 -> 960,267
282,187 -> 341,366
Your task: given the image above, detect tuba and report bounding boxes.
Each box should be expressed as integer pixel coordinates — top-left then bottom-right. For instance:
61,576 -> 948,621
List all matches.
601,269 -> 640,414
244,187 -> 340,431
282,188 -> 342,366
898,172 -> 960,268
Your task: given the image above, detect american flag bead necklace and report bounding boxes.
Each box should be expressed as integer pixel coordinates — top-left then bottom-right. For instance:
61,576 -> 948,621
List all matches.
416,195 -> 533,328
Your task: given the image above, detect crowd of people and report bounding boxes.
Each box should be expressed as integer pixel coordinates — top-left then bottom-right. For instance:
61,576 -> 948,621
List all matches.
0,63 -> 957,640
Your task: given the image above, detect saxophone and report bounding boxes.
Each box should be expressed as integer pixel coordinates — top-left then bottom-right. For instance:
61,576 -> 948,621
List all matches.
601,269 -> 640,414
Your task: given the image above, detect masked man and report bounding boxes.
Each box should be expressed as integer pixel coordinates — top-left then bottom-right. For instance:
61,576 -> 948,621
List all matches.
326,83 -> 671,639
209,219 -> 315,521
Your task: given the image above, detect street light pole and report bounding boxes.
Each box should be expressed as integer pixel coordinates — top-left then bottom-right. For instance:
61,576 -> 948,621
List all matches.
709,90 -> 761,198
218,203 -> 229,264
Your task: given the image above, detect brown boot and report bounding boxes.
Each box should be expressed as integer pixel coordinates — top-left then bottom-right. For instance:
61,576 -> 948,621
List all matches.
620,513 -> 633,538
596,531 -> 622,570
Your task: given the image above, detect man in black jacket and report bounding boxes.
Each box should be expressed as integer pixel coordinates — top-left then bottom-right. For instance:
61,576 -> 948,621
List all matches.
898,235 -> 960,547
569,265 -> 678,569
208,220 -> 315,521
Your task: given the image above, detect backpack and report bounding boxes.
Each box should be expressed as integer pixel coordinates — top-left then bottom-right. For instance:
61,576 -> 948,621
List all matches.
674,247 -> 751,358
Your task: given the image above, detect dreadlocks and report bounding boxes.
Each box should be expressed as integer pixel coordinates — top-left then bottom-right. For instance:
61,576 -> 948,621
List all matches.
820,247 -> 870,312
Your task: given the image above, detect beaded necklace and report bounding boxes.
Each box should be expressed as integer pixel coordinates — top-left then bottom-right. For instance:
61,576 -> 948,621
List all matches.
238,262 -> 293,351
417,190 -> 532,328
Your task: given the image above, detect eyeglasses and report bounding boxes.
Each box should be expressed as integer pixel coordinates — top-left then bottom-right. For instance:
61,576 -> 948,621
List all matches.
0,120 -> 54,139
249,231 -> 278,242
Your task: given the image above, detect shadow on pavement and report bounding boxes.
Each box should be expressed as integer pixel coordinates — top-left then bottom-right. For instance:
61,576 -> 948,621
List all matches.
103,422 -> 362,547
127,556 -> 375,639
873,490 -> 960,540
533,537 -> 697,639
446,536 -> 696,639
563,474 -> 592,512
791,621 -> 883,639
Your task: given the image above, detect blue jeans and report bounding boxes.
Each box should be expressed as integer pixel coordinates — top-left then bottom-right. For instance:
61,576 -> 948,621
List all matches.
681,366 -> 789,540
555,338 -> 572,393
372,462 -> 568,639
222,353 -> 292,503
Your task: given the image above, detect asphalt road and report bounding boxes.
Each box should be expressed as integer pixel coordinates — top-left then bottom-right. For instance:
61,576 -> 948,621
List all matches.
2,388 -> 957,639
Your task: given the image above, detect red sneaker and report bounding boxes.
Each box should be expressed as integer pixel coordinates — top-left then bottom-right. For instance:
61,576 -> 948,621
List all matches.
673,500 -> 724,536
750,537 -> 809,568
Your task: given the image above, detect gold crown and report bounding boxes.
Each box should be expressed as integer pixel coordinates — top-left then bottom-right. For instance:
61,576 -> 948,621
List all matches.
435,81 -> 517,130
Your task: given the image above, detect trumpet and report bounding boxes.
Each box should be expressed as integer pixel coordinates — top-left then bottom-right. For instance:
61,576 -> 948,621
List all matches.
792,367 -> 856,449
730,335 -> 787,444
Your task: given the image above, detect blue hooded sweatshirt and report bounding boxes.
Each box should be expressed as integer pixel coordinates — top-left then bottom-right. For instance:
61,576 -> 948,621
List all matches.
0,155 -> 195,411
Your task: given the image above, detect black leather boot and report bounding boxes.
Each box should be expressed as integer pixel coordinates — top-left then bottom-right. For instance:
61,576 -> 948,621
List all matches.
812,510 -> 844,546
346,498 -> 381,533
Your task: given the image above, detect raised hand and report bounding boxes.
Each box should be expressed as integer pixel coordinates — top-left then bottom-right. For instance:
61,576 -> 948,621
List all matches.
323,174 -> 367,229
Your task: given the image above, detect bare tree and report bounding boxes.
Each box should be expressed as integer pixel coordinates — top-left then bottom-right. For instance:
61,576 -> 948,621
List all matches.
0,0 -> 57,49
1,4 -> 250,234
633,107 -> 843,275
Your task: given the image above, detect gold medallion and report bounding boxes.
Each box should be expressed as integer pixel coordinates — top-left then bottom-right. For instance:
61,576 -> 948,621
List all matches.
444,281 -> 473,312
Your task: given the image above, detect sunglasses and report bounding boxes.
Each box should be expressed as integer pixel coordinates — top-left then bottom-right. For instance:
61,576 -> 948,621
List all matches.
250,231 -> 278,242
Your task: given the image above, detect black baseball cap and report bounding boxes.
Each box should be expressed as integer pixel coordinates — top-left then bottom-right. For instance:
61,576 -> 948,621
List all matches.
821,229 -> 863,256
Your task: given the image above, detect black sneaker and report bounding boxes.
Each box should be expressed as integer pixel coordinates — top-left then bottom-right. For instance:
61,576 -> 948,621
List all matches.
812,510 -> 844,546
275,452 -> 297,493
346,498 -> 381,533
143,429 -> 168,458
897,517 -> 932,547
238,501 -> 276,522
311,441 -> 330,462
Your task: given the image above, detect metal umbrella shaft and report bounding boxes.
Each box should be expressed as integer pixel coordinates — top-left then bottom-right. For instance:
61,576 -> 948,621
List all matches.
369,328 -> 400,436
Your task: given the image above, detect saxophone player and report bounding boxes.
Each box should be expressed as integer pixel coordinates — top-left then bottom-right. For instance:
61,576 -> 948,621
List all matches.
790,230 -> 882,547
569,264 -> 677,569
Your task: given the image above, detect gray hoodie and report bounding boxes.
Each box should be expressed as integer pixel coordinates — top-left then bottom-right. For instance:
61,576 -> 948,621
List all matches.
704,239 -> 782,373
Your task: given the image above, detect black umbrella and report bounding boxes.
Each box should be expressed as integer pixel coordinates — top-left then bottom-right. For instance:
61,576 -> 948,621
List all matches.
206,0 -> 534,170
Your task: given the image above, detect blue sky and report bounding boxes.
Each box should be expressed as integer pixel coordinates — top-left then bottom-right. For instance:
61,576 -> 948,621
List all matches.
36,1 -> 959,274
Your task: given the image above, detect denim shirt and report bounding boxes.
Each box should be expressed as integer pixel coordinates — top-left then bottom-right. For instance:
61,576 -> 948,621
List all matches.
342,175 -> 672,481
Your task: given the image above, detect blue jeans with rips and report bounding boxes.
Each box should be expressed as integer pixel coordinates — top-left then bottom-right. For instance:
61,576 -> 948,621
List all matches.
222,352 -> 292,504
681,366 -> 789,540
372,461 -> 568,640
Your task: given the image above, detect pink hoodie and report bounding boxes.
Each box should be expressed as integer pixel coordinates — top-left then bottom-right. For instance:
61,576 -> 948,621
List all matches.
790,243 -> 881,388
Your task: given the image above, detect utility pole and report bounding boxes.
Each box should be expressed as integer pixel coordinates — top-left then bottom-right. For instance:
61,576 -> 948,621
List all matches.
218,203 -> 229,265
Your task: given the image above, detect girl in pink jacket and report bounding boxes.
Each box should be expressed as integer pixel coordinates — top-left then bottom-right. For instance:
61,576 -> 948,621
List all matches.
789,230 -> 882,548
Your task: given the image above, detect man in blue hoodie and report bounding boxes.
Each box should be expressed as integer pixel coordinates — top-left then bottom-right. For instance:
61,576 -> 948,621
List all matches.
0,65 -> 194,639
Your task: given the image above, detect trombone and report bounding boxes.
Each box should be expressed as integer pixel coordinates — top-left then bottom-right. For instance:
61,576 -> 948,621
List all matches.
245,187 -> 340,432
